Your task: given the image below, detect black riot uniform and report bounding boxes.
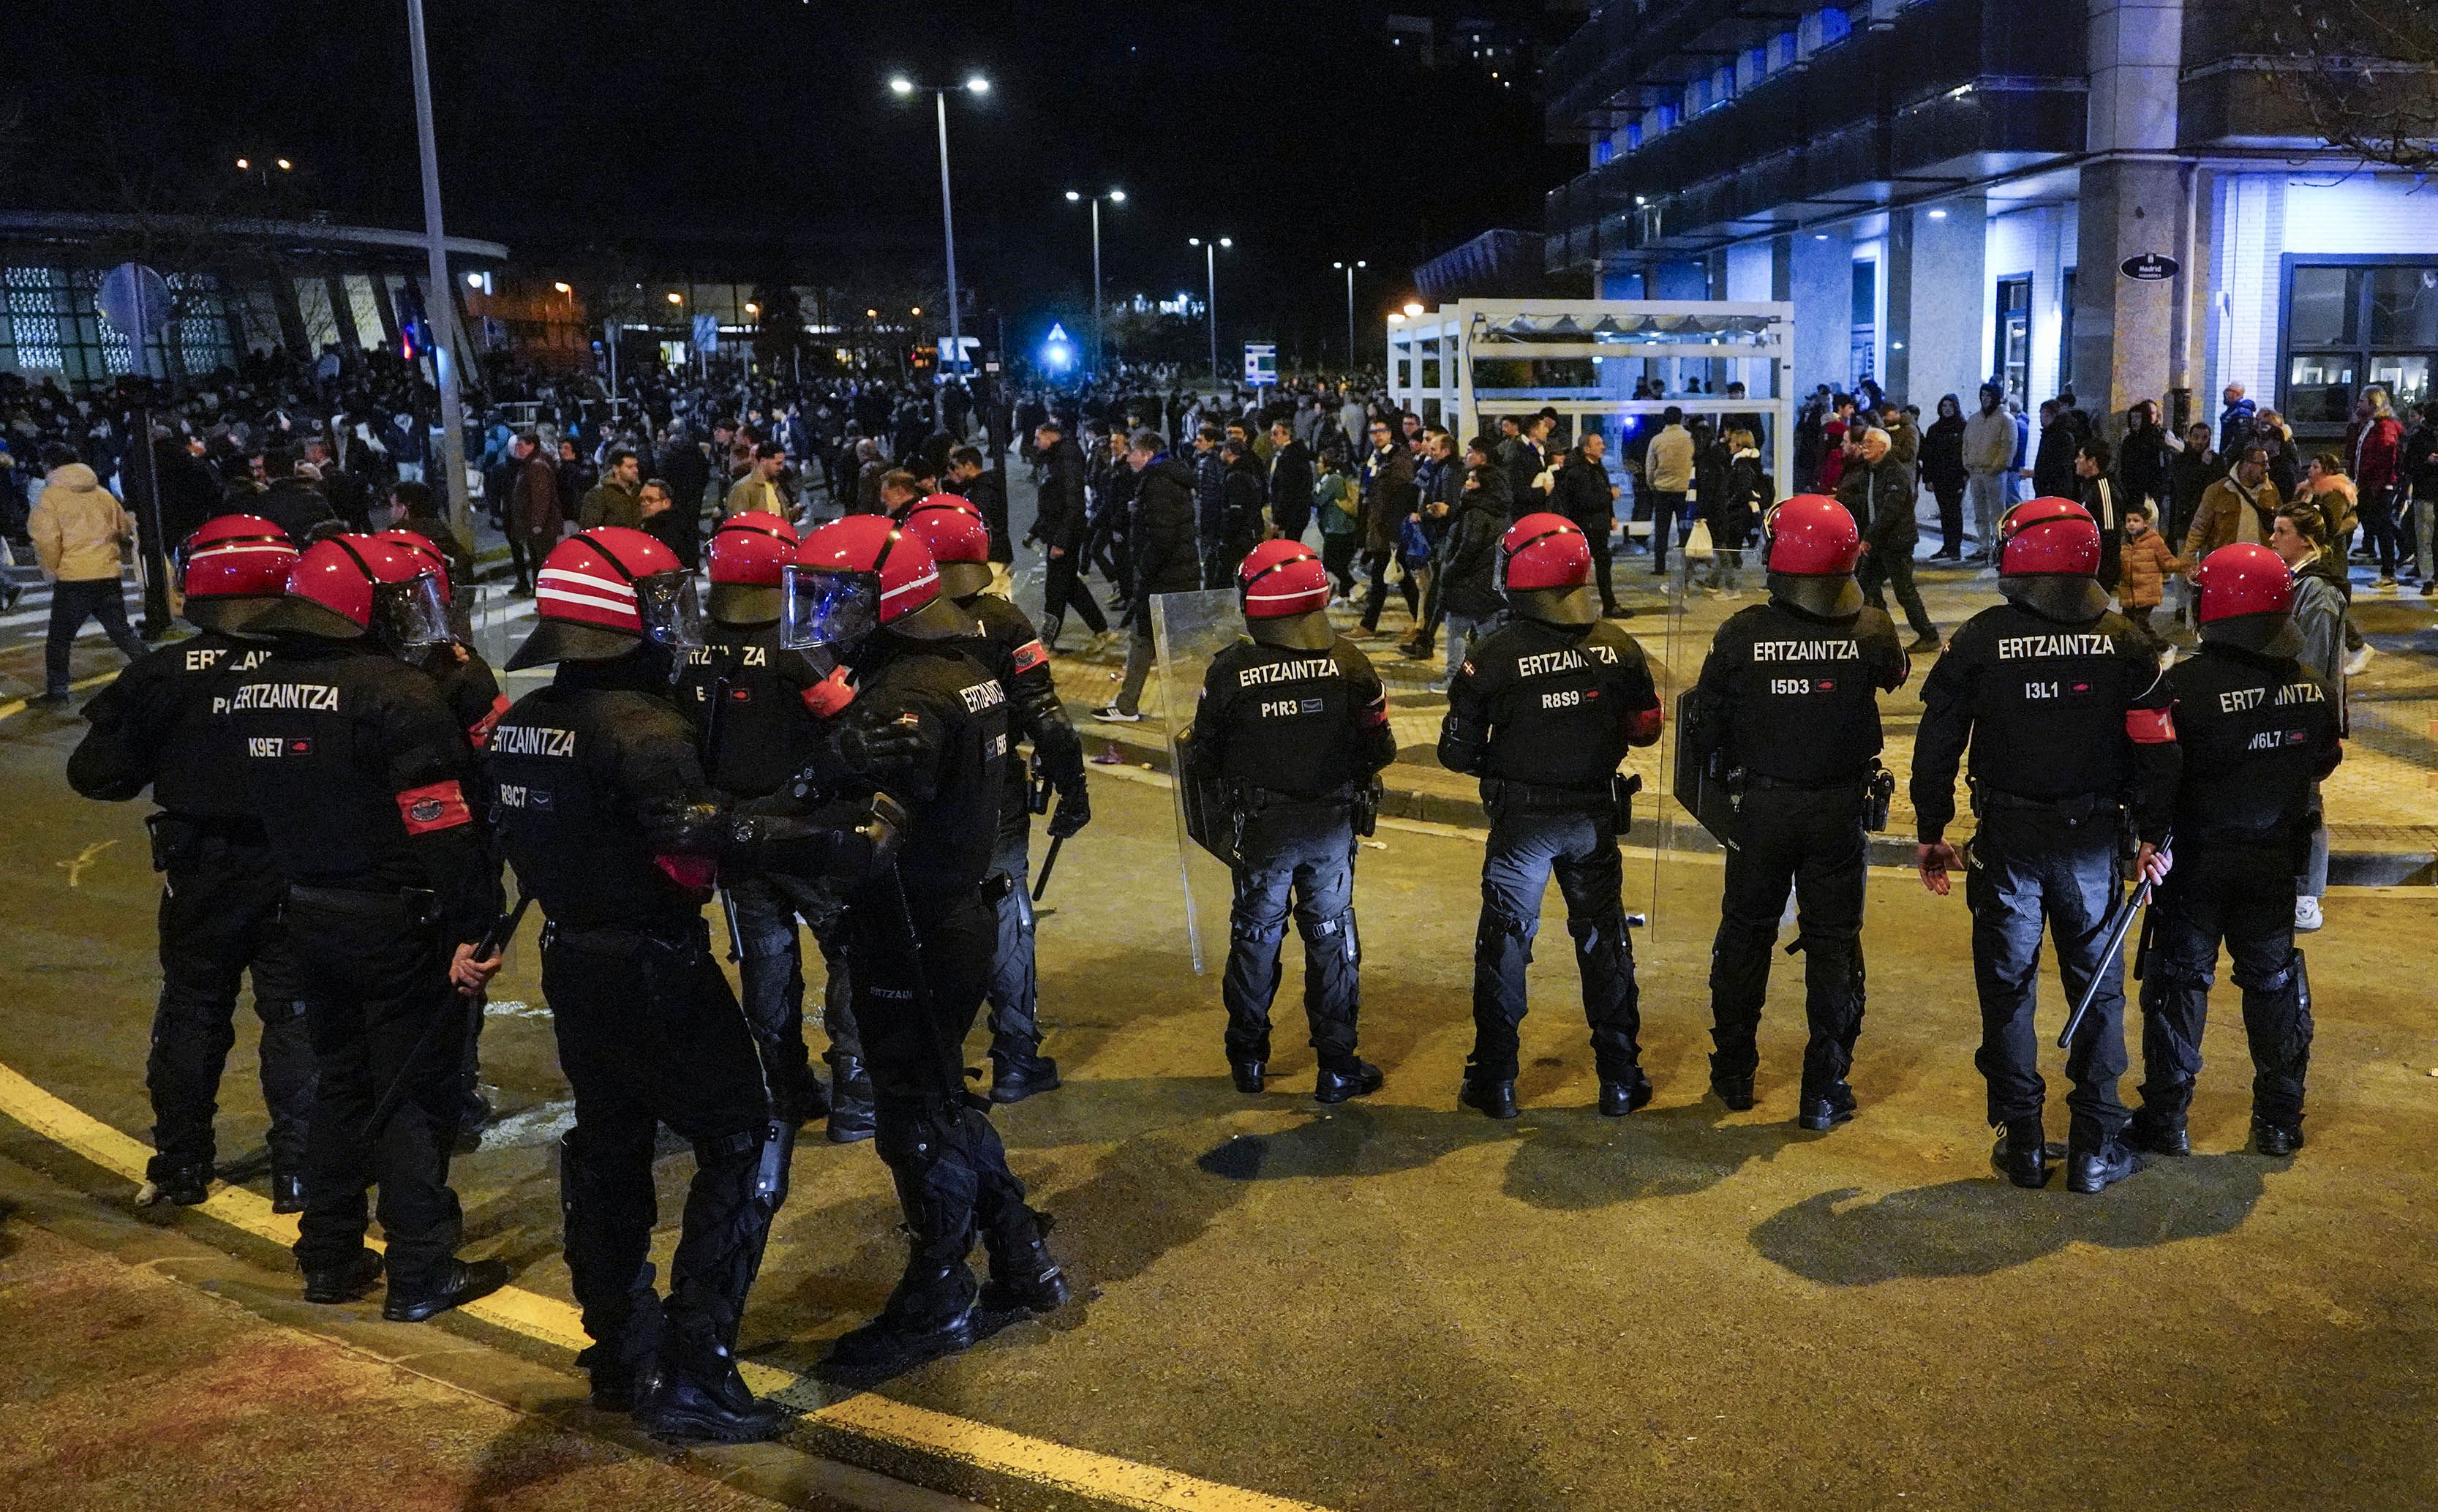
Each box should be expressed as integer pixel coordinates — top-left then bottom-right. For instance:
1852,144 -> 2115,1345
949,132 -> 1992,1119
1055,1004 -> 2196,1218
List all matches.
1188,635 -> 1396,1098
229,638 -> 502,1309
1913,601 -> 2178,1186
811,631 -> 1065,1377
1687,598 -> 1908,1127
2129,644 -> 2341,1156
958,589 -> 1087,1100
1440,617 -> 1663,1114
68,631 -> 317,1208
419,642 -> 511,1137
677,621 -> 847,1127
490,647 -> 873,1437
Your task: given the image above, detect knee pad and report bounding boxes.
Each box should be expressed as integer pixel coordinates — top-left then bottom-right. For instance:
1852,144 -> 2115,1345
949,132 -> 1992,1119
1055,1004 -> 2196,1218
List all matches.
1295,905 -> 1360,965
1477,901 -> 1534,958
2230,949 -> 2301,998
1712,919 -> 1776,963
2139,955 -> 2214,1009
1231,916 -> 1287,949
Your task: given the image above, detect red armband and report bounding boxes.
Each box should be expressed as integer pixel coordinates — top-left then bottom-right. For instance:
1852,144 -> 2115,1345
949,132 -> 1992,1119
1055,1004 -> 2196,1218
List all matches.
466,693 -> 511,751
1010,639 -> 1049,676
1625,703 -> 1664,745
801,666 -> 856,718
396,779 -> 473,835
1357,691 -> 1390,730
2125,706 -> 2176,745
655,853 -> 718,891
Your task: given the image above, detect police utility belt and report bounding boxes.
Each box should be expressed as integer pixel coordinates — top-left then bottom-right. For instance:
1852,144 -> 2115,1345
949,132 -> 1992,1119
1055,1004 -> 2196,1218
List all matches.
1184,775 -> 1380,870
145,810 -> 268,871
285,882 -> 444,929
1483,772 -> 1640,831
1738,761 -> 1897,832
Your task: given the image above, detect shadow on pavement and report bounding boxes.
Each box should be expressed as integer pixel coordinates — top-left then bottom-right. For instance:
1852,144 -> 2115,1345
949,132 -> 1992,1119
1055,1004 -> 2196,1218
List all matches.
1194,1096 -> 1802,1211
1748,1153 -> 2281,1284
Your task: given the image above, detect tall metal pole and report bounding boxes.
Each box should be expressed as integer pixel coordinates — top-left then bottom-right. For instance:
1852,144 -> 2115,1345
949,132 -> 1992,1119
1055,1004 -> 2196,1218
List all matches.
1090,198 -> 1104,379
405,0 -> 471,543
934,89 -> 965,413
1344,264 -> 1356,370
1205,241 -> 1219,388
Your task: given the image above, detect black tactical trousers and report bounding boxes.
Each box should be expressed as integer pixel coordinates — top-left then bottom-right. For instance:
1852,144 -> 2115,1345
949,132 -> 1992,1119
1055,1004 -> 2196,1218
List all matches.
1222,797 -> 1362,1072
285,892 -> 467,1290
1965,810 -> 2129,1147
728,870 -> 854,1097
985,817 -> 1042,1055
2134,840 -> 2313,1132
148,829 -> 316,1184
1709,781 -> 1868,1094
545,919 -> 781,1374
1472,799 -> 1639,1083
848,884 -> 1042,1321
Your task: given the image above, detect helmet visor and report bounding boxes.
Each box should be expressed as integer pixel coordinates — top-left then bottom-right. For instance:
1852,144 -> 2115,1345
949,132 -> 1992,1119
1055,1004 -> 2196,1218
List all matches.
780,565 -> 880,651
634,570 -> 706,650
374,571 -> 454,652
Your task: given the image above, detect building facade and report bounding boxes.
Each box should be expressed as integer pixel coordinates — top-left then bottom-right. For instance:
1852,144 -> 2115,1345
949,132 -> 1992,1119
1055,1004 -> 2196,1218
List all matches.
1542,0 -> 2438,440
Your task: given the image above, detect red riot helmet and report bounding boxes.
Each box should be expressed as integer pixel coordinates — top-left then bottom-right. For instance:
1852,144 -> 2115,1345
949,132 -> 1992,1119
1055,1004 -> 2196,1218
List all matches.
375,527 -> 454,606
1762,494 -> 1863,617
177,514 -> 297,633
783,514 -> 941,652
2194,542 -> 2300,655
900,493 -> 995,599
1498,512 -> 1591,592
706,511 -> 801,624
508,526 -> 704,669
270,534 -> 451,652
1237,538 -> 1333,619
1994,497 -> 2107,621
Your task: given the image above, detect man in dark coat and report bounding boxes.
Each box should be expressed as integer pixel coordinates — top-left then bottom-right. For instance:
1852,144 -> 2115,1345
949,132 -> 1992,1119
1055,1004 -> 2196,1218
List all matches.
1266,421 -> 1316,545
1094,432 -> 1203,722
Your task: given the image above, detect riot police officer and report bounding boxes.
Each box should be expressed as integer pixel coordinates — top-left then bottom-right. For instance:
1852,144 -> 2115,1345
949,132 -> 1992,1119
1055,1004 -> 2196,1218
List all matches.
1184,538 -> 1395,1102
1685,494 -> 1908,1129
1911,497 -> 2177,1192
380,525 -> 511,1140
781,515 -> 1068,1380
677,511 -> 851,1133
2127,544 -> 2342,1158
229,535 -> 506,1320
898,493 -> 1089,1102
492,526 -> 880,1440
67,515 -> 317,1212
1438,514 -> 1664,1118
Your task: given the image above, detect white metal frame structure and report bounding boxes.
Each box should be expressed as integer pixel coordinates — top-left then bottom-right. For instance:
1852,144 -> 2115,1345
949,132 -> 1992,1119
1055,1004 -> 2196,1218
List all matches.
1385,298 -> 1797,489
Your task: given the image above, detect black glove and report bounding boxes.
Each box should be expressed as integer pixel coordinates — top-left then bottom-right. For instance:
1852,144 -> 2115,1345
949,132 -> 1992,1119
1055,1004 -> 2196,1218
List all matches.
830,710 -> 926,781
1047,783 -> 1091,840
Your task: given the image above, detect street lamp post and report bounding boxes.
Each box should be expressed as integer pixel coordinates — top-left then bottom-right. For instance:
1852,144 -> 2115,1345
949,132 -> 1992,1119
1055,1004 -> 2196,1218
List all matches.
894,73 -> 990,413
1332,259 -> 1367,369
403,0 -> 471,541
1065,189 -> 1125,377
1188,236 -> 1233,388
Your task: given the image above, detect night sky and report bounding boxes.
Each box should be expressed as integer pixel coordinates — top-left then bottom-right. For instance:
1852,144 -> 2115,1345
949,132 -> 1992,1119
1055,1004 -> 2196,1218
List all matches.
9,1 -> 1572,366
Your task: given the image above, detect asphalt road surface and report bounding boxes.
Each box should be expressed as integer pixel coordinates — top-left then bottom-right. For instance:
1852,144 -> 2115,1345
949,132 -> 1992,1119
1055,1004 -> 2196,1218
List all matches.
2,642 -> 2434,1510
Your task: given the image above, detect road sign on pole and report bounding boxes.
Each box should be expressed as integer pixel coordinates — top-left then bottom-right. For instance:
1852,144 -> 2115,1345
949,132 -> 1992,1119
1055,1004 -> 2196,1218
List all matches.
97,263 -> 174,377
1243,342 -> 1278,387
693,314 -> 720,353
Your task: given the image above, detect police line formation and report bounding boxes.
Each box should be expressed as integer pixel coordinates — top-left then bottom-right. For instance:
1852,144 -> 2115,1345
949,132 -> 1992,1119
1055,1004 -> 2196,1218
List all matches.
61,455 -> 2338,1442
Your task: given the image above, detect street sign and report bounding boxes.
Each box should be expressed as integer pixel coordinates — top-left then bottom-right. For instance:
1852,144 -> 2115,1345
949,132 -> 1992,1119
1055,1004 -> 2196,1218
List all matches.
1243,341 -> 1279,387
97,262 -> 174,339
944,334 -> 981,375
692,313 -> 719,351
2120,253 -> 2180,282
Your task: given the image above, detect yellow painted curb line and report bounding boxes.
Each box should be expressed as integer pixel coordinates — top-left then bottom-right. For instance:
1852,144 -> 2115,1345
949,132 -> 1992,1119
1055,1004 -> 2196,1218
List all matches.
0,670 -> 121,723
0,1063 -> 1331,1512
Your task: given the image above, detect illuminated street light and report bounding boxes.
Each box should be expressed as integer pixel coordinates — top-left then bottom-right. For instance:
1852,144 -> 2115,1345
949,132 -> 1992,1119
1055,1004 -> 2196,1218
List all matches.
889,76 -> 915,95
1333,259 -> 1367,366
276,158 -> 293,171
890,74 -> 991,391
552,281 -> 571,294
1187,236 -> 1235,385
1402,300 -> 1426,318
745,301 -> 760,316
1067,189 -> 1127,375
235,157 -> 249,170
965,75 -> 990,94
666,291 -> 683,305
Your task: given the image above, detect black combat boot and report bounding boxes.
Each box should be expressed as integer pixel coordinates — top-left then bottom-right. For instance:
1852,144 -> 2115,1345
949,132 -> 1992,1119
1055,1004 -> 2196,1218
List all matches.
825,1056 -> 876,1144
1459,1074 -> 1519,1120
989,1048 -> 1062,1105
1598,1069 -> 1655,1118
2066,1136 -> 2146,1193
2251,1119 -> 2304,1157
144,1162 -> 211,1207
301,1248 -> 384,1305
2126,1107 -> 2190,1156
1992,1118 -> 2052,1189
383,1256 -> 511,1323
1796,1081 -> 1858,1132
820,1261 -> 980,1383
1314,1058 -> 1384,1105
1230,1060 -> 1266,1094
979,1211 -> 1072,1315
634,1339 -> 792,1443
269,1167 -> 308,1215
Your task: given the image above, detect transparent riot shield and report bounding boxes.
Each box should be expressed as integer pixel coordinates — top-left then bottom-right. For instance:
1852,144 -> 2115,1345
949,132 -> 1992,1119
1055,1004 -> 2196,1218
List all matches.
1655,545 -> 1761,939
467,582 -> 524,672
1003,558 -> 1047,632
1148,588 -> 1247,974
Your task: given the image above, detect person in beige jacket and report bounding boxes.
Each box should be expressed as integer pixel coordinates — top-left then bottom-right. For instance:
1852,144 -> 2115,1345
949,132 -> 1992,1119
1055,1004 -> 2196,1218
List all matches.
1643,407 -> 1697,571
29,455 -> 148,702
